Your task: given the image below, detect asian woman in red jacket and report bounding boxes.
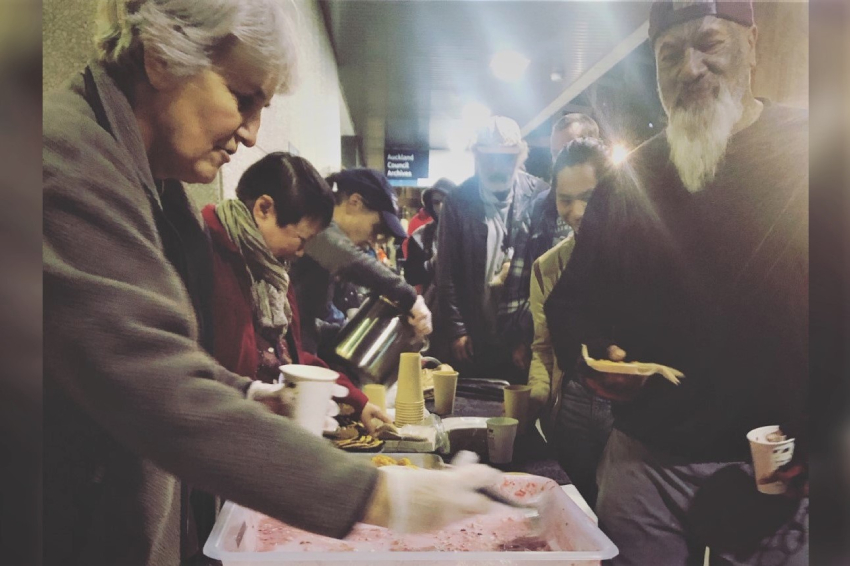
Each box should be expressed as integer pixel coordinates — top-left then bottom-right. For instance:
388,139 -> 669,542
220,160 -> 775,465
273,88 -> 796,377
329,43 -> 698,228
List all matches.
202,151 -> 391,432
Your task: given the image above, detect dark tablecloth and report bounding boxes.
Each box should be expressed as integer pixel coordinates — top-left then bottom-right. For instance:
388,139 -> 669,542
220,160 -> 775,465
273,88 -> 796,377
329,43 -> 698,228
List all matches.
426,392 -> 571,485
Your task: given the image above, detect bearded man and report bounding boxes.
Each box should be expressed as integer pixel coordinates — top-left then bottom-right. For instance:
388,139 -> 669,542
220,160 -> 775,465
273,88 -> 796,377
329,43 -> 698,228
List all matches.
436,116 -> 547,383
545,2 -> 808,564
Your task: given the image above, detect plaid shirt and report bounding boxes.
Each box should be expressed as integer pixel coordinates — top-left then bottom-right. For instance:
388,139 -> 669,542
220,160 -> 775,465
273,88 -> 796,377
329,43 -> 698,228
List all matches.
495,175 -> 551,342
500,198 -> 573,345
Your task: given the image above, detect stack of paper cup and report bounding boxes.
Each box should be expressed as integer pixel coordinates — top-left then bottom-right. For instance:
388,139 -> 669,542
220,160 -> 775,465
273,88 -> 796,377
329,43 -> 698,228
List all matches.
394,352 -> 425,426
279,364 -> 339,436
747,425 -> 796,494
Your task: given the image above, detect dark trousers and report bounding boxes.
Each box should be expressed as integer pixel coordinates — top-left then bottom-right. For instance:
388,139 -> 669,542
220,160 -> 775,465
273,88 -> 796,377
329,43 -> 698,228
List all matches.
553,379 -> 614,508
597,429 -> 809,566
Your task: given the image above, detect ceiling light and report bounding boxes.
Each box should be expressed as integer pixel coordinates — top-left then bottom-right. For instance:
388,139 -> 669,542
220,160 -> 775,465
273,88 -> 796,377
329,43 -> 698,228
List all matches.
447,125 -> 473,153
461,102 -> 491,130
611,143 -> 629,166
550,71 -> 563,82
490,50 -> 529,83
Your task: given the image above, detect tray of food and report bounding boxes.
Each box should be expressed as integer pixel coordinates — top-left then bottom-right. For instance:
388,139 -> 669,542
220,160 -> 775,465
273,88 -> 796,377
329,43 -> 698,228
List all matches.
204,473 -> 618,565
350,453 -> 444,470
581,344 -> 685,385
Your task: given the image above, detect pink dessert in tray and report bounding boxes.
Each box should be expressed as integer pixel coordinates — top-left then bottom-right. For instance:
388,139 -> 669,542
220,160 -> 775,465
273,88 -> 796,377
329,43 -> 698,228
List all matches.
255,476 -> 566,553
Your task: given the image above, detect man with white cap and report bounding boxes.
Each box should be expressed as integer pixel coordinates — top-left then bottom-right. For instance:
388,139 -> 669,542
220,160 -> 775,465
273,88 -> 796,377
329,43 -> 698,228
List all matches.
545,1 -> 808,564
436,116 -> 546,383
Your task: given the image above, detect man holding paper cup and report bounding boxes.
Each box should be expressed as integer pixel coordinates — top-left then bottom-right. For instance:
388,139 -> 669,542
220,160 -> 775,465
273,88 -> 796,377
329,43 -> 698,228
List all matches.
546,2 -> 808,564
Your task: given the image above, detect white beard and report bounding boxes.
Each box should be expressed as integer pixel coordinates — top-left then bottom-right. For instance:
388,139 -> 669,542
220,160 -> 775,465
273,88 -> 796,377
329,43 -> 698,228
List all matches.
666,83 -> 743,193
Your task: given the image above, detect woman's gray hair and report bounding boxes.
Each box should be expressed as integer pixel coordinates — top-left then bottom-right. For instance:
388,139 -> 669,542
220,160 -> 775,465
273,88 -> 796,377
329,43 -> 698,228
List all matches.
94,0 -> 299,93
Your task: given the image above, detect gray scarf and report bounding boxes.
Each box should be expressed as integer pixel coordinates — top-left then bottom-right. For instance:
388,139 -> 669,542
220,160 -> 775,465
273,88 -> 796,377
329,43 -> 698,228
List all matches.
215,199 -> 292,337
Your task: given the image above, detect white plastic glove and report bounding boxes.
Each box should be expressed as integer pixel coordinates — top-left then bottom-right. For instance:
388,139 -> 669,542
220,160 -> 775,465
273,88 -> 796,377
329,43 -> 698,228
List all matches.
407,295 -> 433,338
360,402 -> 393,434
379,451 -> 502,534
247,382 -> 349,433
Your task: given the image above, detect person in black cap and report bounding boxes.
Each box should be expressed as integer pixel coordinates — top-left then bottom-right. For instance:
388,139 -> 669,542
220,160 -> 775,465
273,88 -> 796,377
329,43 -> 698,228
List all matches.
290,168 -> 432,358
545,1 -> 808,564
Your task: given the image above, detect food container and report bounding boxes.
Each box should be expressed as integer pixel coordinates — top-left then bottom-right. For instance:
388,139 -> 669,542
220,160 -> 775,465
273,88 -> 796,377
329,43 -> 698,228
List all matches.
442,417 -> 490,459
203,474 -> 618,565
348,452 -> 445,469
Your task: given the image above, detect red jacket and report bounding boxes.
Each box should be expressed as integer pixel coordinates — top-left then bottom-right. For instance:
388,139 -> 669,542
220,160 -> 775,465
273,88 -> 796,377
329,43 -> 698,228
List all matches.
202,205 -> 367,414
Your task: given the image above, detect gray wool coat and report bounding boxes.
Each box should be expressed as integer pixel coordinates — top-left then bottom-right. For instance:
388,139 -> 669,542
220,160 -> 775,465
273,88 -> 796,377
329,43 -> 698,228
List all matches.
43,63 -> 378,565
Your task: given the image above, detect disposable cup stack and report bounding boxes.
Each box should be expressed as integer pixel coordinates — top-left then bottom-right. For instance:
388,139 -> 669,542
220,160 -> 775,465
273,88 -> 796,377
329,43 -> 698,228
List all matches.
394,352 -> 425,426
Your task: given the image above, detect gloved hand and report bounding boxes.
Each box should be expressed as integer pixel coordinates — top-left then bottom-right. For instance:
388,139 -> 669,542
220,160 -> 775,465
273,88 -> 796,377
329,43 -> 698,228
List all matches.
377,451 -> 502,534
407,295 -> 433,338
360,402 -> 393,434
247,382 -> 348,433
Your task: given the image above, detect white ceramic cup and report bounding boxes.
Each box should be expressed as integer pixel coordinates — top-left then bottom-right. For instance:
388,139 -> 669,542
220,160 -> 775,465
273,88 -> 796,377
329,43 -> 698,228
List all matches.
747,425 -> 796,494
487,417 -> 519,464
279,364 -> 339,436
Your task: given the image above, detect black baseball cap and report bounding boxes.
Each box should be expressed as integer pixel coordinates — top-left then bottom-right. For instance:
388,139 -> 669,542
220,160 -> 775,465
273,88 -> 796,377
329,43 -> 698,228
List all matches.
326,168 -> 407,240
649,0 -> 754,43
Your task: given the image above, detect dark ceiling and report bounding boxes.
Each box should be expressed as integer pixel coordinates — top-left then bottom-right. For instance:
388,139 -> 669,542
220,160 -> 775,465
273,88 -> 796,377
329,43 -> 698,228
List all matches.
320,0 -> 653,155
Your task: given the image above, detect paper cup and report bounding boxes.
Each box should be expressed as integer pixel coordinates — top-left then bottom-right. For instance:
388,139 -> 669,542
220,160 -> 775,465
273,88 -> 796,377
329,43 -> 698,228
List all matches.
487,417 -> 519,464
396,352 -> 424,404
503,385 -> 532,435
432,370 -> 459,415
747,425 -> 796,494
279,365 -> 339,436
363,384 -> 387,413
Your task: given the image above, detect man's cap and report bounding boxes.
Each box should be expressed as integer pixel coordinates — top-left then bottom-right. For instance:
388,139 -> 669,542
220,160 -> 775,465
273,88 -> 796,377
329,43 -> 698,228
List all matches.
473,116 -> 525,154
327,168 -> 407,240
649,0 -> 754,43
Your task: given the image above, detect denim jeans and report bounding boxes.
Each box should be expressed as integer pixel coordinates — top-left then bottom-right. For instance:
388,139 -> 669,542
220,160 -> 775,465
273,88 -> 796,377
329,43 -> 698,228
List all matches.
553,379 -> 614,508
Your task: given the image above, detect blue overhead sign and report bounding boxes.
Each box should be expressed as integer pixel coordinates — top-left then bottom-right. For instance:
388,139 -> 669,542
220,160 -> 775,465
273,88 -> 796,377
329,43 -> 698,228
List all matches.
385,149 -> 429,181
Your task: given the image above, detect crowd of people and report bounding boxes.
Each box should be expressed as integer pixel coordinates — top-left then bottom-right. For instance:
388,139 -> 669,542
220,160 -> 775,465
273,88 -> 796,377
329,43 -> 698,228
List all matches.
43,0 -> 808,565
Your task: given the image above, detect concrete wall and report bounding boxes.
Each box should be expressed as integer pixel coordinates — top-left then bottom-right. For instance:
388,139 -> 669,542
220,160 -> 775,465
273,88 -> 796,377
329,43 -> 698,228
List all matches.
43,0 -> 352,206
220,1 -> 352,198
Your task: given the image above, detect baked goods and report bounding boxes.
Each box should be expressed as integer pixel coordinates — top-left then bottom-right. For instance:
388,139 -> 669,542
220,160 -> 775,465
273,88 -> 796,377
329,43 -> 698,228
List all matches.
332,435 -> 383,451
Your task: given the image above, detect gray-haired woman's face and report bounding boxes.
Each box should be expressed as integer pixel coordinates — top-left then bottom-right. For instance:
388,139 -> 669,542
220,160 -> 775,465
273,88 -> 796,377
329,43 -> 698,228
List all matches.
144,42 -> 277,183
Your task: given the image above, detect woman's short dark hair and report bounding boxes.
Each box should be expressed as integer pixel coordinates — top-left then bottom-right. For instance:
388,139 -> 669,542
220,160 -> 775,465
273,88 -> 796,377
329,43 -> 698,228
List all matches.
236,152 -> 334,228
552,137 -> 610,184
545,137 -> 611,217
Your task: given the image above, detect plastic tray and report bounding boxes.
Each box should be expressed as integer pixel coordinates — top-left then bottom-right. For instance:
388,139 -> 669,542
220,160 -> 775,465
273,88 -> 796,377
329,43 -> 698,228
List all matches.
204,474 -> 617,565
349,453 -> 445,469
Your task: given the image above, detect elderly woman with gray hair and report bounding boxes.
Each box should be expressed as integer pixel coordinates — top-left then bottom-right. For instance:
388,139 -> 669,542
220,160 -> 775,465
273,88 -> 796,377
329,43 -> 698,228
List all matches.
43,1 -> 502,564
